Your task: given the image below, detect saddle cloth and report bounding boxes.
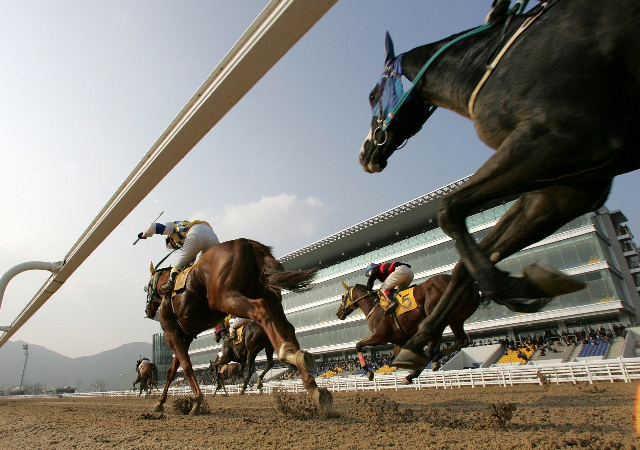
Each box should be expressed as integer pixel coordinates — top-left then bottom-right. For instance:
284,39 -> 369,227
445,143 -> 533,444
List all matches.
171,265 -> 195,298
233,325 -> 245,345
379,287 -> 418,316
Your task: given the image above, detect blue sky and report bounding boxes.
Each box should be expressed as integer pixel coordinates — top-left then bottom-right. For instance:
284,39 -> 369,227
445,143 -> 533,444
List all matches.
1,1 -> 638,358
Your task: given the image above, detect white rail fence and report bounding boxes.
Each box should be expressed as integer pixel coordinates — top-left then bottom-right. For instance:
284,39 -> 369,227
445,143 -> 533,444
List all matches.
6,358 -> 640,399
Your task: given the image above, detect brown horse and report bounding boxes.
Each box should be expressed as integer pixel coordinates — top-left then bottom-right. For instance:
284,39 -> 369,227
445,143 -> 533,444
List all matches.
208,361 -> 244,389
357,1 -> 640,369
133,358 -> 159,398
144,238 -> 331,415
210,321 -> 275,394
337,274 -> 482,384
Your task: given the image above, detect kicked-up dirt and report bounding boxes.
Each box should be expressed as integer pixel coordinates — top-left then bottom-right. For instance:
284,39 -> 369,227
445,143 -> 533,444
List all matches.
0,381 -> 638,449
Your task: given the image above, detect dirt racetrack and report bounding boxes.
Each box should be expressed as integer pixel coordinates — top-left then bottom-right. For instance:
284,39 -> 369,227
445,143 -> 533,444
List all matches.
0,381 -> 638,449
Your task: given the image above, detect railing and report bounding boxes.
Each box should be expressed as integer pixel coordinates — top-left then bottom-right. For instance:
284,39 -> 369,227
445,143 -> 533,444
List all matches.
5,358 -> 640,399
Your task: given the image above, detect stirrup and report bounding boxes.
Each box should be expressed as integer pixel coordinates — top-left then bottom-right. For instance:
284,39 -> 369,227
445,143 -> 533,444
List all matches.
384,300 -> 398,315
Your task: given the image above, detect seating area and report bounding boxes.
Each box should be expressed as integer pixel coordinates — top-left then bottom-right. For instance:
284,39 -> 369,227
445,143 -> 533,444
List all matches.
577,339 -> 609,358
496,345 -> 536,365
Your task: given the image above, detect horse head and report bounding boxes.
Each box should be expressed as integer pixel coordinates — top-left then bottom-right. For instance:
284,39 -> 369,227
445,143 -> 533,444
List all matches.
336,281 -> 362,320
214,324 -> 229,343
143,267 -> 169,319
360,32 -> 436,173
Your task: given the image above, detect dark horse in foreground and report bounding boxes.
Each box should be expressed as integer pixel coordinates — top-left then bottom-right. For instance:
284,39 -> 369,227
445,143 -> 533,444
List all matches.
359,1 -> 640,369
145,238 -> 331,414
133,358 -> 159,398
338,274 -> 486,383
211,321 -> 275,394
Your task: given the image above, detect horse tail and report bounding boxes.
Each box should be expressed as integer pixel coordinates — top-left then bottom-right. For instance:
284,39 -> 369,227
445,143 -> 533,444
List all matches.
264,266 -> 318,292
246,239 -> 318,293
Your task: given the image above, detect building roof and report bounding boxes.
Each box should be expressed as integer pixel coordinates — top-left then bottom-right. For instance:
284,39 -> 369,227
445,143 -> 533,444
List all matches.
280,176 -> 472,271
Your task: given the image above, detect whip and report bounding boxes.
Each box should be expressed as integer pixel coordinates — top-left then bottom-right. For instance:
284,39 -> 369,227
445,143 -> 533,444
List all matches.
133,211 -> 164,245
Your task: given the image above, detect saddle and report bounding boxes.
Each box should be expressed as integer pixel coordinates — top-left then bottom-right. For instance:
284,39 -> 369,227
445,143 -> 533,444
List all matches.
378,287 -> 418,316
170,265 -> 196,297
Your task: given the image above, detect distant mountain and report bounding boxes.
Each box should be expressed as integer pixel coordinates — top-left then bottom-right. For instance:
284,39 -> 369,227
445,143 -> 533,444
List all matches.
0,340 -> 152,392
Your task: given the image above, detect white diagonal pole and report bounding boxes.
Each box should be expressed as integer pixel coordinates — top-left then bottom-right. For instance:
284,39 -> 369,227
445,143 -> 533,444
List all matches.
0,0 -> 339,348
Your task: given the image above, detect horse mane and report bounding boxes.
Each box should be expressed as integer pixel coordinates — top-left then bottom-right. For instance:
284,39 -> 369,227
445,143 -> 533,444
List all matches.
244,239 -> 318,293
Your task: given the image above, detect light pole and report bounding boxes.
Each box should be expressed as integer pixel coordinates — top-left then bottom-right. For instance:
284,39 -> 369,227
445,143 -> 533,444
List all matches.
19,344 -> 29,391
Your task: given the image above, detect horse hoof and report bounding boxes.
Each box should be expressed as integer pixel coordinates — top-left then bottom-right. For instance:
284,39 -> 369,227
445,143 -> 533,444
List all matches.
401,378 -> 412,385
366,371 -> 374,381
523,263 -> 586,297
256,380 -> 263,390
239,388 -> 245,395
312,387 -> 333,409
152,403 -> 164,413
295,350 -> 316,372
392,348 -> 429,370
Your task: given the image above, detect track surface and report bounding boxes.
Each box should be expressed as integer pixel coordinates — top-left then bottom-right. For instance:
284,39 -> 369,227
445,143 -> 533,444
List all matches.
0,382 -> 638,449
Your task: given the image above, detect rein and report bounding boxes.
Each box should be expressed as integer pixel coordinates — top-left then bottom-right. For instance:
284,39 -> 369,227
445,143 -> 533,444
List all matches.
381,22 -> 494,131
382,0 -> 555,129
468,1 -> 550,118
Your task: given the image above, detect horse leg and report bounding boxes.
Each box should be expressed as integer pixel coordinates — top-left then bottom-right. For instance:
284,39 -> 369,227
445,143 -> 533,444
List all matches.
240,352 -> 256,395
437,125 -> 613,301
217,293 -> 332,408
430,321 -> 469,365
395,180 -> 612,369
356,334 -> 387,381
154,355 -> 180,413
157,326 -> 201,415
257,348 -> 274,390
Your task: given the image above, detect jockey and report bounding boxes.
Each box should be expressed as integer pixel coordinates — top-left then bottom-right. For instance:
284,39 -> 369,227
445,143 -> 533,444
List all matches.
224,314 -> 250,340
136,356 -> 150,372
137,219 -> 220,295
365,261 -> 414,315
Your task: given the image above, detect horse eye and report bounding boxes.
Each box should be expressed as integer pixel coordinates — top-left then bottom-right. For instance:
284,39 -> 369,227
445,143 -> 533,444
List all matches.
369,85 -> 379,107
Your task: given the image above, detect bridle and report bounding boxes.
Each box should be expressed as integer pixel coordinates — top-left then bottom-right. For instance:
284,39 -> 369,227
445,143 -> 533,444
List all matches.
144,268 -> 169,315
339,286 -> 379,319
371,57 -> 437,148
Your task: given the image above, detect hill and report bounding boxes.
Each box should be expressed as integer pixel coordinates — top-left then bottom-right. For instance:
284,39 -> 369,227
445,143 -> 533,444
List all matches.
0,340 -> 152,392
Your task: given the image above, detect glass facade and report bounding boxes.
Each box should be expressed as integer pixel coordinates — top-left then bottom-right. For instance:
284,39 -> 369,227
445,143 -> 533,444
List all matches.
154,199 -> 637,368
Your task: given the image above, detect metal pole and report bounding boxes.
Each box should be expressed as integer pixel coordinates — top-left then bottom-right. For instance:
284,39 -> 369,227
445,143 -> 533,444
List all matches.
19,344 -> 29,390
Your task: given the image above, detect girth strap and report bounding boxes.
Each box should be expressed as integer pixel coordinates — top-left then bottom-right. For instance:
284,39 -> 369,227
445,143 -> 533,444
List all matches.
390,309 -> 410,341
168,296 -> 198,340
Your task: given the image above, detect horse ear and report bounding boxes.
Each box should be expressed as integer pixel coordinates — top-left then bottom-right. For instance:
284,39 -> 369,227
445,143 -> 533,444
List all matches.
149,261 -> 155,275
341,281 -> 349,291
384,31 -> 395,66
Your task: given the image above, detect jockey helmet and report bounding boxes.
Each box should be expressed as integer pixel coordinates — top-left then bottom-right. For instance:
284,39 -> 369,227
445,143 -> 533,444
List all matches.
365,262 -> 376,277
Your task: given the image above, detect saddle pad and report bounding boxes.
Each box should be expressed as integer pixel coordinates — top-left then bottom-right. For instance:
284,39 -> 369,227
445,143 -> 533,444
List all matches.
171,265 -> 195,298
379,287 -> 418,316
234,325 -> 245,345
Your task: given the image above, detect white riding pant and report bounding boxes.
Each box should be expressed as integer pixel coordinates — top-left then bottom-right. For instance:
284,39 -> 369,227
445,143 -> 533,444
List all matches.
380,265 -> 414,292
176,223 -> 220,269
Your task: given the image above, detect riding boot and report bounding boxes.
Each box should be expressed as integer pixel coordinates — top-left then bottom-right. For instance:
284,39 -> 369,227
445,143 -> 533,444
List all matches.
159,269 -> 179,296
229,328 -> 237,341
383,290 -> 398,315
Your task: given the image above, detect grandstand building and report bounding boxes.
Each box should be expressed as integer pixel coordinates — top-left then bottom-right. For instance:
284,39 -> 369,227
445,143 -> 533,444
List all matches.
153,176 -> 640,378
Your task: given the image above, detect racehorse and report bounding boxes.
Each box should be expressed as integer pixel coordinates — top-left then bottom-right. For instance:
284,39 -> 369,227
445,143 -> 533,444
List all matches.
210,321 -> 275,394
133,358 -> 159,398
359,1 -> 640,369
144,238 -> 331,414
208,361 -> 244,388
337,274 -> 486,383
